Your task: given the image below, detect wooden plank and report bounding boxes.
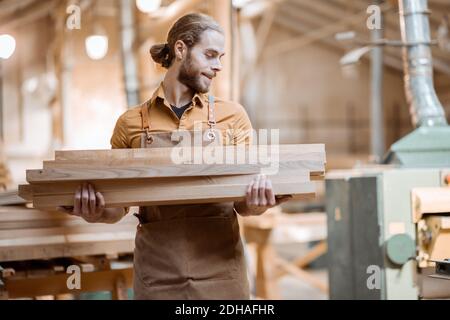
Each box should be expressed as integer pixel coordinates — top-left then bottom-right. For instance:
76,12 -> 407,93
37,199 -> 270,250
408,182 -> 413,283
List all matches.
0,205 -> 137,240
18,184 -> 33,202
32,182 -> 315,209
29,169 -> 310,192
412,187 -> 450,223
0,223 -> 137,240
25,173 -> 316,209
0,206 -> 72,222
0,219 -> 79,231
0,237 -> 135,262
4,268 -> 133,299
0,217 -> 136,230
0,230 -> 135,247
0,190 -> 27,206
54,144 -> 326,161
1,220 -> 67,230
27,170 -> 314,208
28,163 -> 261,183
0,206 -> 137,223
0,207 -> 137,235
45,150 -> 325,168
29,160 -> 325,183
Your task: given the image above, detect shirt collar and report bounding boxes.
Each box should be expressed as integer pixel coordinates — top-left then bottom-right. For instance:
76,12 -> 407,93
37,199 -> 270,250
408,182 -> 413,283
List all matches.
151,82 -> 207,108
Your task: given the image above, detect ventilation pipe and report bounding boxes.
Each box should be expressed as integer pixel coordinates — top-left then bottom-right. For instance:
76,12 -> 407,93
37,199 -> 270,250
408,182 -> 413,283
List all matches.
119,0 -> 140,107
398,0 -> 447,127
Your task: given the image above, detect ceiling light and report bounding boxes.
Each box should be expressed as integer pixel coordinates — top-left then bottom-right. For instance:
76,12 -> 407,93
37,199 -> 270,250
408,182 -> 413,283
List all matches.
85,35 -> 109,60
0,34 -> 16,60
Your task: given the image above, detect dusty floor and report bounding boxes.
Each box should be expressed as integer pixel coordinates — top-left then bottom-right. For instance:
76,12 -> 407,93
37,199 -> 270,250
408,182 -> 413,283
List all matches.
277,242 -> 328,300
246,242 -> 329,300
279,270 -> 328,300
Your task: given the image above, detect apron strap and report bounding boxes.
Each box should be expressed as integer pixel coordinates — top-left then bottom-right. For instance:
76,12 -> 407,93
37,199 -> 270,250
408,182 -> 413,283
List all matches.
141,99 -> 153,144
141,99 -> 151,131
207,95 -> 216,131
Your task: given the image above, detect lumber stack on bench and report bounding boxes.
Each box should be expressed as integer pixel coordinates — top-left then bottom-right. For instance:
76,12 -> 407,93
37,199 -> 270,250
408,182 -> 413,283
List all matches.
19,144 -> 326,210
0,205 -> 137,262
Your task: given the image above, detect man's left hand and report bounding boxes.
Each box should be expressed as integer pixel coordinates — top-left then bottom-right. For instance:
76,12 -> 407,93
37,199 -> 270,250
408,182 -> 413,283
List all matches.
234,174 -> 293,217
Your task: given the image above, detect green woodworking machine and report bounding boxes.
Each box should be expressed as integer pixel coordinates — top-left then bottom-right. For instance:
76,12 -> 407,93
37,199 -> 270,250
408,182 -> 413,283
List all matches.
325,0 -> 450,299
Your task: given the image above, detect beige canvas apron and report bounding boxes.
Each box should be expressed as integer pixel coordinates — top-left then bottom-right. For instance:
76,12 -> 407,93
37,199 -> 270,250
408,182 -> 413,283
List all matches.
133,96 -> 250,300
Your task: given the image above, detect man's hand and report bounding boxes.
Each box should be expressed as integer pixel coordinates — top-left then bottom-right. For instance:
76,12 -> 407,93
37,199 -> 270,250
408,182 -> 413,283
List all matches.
57,182 -> 105,223
234,175 -> 293,217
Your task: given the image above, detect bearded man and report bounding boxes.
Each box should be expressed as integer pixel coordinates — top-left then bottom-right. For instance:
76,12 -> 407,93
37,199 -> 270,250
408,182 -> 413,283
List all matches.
60,13 -> 292,300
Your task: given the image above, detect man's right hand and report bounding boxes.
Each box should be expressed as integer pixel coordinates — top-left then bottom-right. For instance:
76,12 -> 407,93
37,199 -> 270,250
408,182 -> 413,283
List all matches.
57,182 -> 106,223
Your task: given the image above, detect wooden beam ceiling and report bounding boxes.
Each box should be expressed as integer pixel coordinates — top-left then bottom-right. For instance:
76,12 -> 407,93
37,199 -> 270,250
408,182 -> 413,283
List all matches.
0,0 -> 37,19
0,0 -> 57,31
270,0 -> 450,76
272,9 -> 404,73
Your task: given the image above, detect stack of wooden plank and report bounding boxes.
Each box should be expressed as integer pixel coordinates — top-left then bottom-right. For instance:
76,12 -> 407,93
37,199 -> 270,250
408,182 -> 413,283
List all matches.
19,144 -> 326,210
0,205 -> 137,262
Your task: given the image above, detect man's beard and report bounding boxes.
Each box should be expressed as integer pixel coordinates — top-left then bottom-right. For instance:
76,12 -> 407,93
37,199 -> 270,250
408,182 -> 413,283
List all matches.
178,53 -> 208,94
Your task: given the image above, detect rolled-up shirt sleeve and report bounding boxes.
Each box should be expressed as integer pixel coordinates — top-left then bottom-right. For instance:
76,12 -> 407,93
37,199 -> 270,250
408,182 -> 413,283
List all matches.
110,114 -> 130,149
233,105 -> 253,146
110,113 -> 130,215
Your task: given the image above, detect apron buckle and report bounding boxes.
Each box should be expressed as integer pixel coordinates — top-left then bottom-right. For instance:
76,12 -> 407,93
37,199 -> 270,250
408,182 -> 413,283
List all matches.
146,130 -> 154,145
206,129 -> 216,141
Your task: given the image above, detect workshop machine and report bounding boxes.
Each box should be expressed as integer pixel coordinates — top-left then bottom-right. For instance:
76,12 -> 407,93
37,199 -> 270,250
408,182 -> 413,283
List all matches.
326,0 -> 450,299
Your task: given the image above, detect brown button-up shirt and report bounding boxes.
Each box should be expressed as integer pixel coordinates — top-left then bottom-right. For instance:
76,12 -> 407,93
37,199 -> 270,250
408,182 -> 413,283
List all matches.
110,83 -> 253,149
